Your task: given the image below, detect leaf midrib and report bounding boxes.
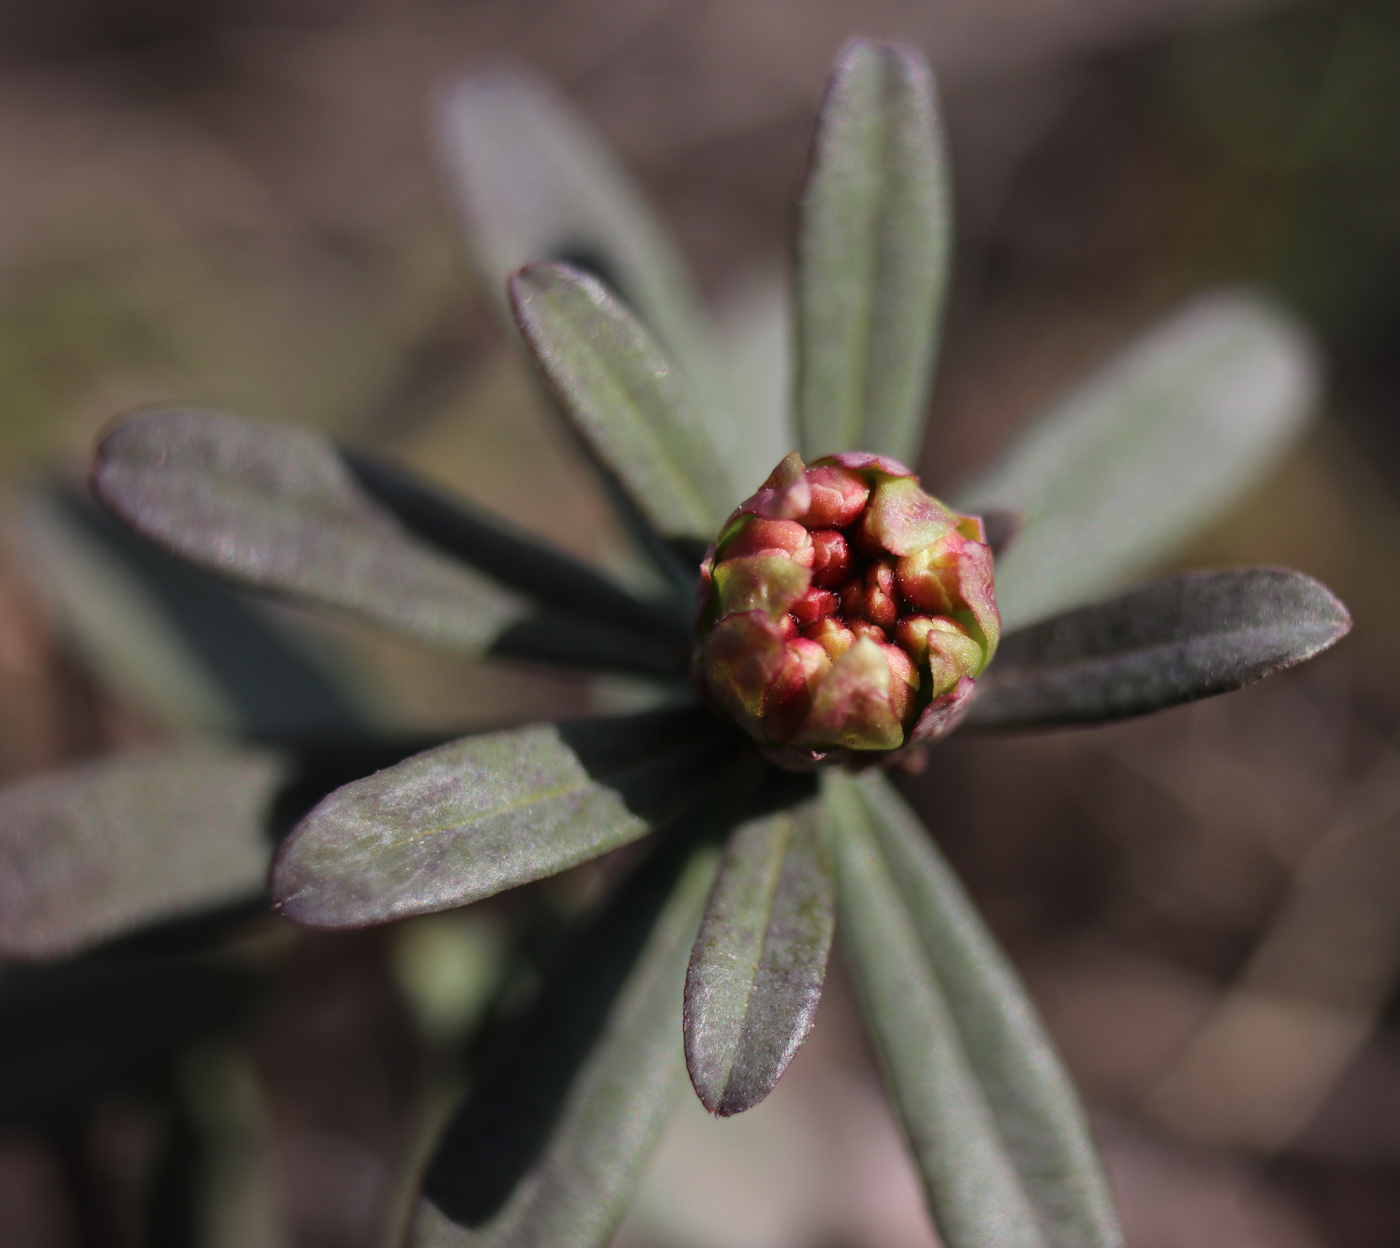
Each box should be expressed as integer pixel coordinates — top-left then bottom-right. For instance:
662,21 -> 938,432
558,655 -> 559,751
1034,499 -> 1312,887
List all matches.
714,816 -> 793,1104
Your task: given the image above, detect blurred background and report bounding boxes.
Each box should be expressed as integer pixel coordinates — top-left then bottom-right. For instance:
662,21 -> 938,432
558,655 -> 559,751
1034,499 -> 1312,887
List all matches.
2,0 -> 1400,1245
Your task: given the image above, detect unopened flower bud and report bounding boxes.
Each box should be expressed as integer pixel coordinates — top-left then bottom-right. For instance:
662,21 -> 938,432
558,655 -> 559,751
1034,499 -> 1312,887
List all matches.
696,451 -> 1000,765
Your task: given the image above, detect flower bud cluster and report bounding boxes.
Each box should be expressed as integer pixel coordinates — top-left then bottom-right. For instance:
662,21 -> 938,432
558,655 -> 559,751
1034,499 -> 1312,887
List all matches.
695,451 -> 999,766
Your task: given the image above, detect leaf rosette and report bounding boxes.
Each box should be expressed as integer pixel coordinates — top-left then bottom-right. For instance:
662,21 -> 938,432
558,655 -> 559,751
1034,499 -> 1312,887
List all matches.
0,32 -> 1358,1248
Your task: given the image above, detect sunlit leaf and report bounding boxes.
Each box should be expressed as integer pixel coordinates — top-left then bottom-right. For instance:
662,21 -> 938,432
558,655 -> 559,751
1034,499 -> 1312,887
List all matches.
23,488 -> 368,737
411,834 -> 720,1248
0,748 -> 286,961
858,772 -> 1125,1248
683,801 -> 833,1116
966,568 -> 1351,731
436,65 -> 720,398
510,264 -> 735,540
826,771 -> 1125,1248
272,707 -> 741,928
795,39 -> 950,466
712,268 -> 797,496
92,407 -> 530,653
955,291 -> 1319,629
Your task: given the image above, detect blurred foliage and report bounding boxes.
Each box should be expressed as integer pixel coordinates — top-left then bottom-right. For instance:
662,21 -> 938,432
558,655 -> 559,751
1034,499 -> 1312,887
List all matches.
1162,0 -> 1400,374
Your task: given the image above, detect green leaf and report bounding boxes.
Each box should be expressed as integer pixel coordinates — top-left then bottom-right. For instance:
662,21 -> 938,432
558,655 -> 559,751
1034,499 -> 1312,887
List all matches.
510,264 -> 735,540
966,568 -> 1350,730
0,747 -> 286,961
826,771 -> 1125,1248
411,834 -> 720,1248
24,487 -> 369,738
271,707 -> 740,928
861,774 -> 1124,1247
955,291 -> 1319,630
340,450 -> 692,677
92,407 -> 531,653
683,801 -> 833,1116
795,40 -> 951,466
342,450 -> 692,644
21,490 -> 240,733
436,66 -> 721,402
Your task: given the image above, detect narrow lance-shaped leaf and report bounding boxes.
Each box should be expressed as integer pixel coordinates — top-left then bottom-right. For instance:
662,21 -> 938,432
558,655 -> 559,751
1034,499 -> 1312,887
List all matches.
0,747 -> 286,961
92,408 -> 530,653
20,490 -> 242,734
436,66 -> 722,405
342,449 -> 692,643
510,264 -> 736,540
25,488 -> 369,738
795,39 -> 950,466
93,408 -> 687,678
824,770 -> 1048,1248
410,835 -> 721,1248
684,800 -> 834,1116
955,291 -> 1319,630
272,707 -> 743,929
341,452 -> 690,677
856,773 -> 1125,1248
966,568 -> 1351,731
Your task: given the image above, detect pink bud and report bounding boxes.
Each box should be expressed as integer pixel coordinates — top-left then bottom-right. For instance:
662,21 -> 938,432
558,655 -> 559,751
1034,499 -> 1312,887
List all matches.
799,465 -> 870,529
897,616 -> 984,697
850,620 -> 888,645
792,586 -> 839,626
719,517 -> 815,568
804,617 -> 856,660
695,451 -> 999,765
897,535 -> 962,614
862,559 -> 899,630
763,638 -> 832,744
810,530 -> 852,587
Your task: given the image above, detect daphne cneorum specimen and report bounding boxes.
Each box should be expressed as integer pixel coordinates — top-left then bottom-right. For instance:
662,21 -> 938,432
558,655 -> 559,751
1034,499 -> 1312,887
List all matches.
695,449 -> 998,764
84,38 -> 1350,1248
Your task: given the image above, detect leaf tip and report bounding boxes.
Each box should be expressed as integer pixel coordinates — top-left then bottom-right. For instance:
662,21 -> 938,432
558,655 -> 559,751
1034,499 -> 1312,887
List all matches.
266,829 -> 341,931
1295,570 -> 1353,647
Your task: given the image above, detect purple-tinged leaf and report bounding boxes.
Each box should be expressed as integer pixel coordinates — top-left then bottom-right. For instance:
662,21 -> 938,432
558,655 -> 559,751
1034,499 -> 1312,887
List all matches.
510,264 -> 736,540
92,408 -> 529,654
412,834 -> 720,1248
826,771 -> 1045,1248
24,487 -> 368,737
795,40 -> 950,466
856,772 -> 1124,1248
436,66 -> 721,406
0,748 -> 286,960
684,801 -> 833,1116
272,708 -> 742,929
966,568 -> 1350,731
92,409 -> 685,679
955,291 -> 1319,629
826,772 -> 1124,1248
